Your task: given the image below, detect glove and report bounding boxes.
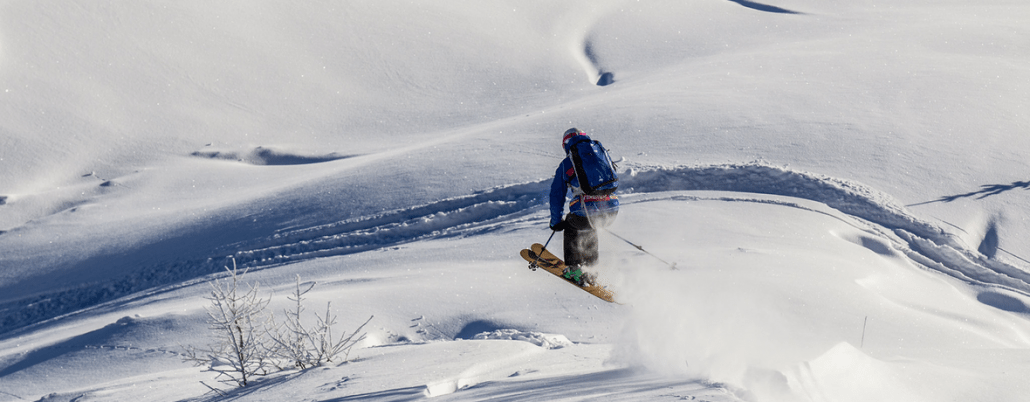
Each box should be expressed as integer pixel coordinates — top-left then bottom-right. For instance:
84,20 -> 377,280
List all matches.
550,220 -> 569,232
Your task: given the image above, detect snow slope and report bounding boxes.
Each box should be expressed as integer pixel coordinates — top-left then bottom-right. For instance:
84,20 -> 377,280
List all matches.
2,0 -> 1030,401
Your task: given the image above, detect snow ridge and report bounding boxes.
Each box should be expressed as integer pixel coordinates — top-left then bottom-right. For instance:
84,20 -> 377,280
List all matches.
621,164 -> 1030,294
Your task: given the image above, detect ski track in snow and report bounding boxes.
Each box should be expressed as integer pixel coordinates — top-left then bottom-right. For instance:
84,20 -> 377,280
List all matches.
3,163 -> 1028,336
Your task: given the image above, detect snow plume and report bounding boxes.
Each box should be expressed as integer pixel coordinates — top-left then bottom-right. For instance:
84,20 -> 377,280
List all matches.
608,261 -> 799,395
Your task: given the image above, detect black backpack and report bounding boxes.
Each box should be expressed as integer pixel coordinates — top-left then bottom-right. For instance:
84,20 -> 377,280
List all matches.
567,137 -> 619,196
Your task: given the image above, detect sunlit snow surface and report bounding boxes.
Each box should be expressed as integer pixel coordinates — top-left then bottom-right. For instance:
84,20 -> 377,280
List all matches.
2,1 -> 1030,401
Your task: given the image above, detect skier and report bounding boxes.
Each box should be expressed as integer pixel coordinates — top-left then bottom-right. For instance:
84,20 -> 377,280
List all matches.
549,128 -> 619,285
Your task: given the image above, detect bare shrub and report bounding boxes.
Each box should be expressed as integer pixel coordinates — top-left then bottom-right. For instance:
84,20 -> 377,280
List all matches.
183,263 -> 372,390
182,258 -> 275,388
267,275 -> 372,370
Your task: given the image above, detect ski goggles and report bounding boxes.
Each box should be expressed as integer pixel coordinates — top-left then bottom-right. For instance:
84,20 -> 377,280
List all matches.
562,130 -> 583,147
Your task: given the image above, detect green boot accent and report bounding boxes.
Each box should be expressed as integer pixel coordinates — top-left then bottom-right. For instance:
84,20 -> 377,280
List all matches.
563,266 -> 584,285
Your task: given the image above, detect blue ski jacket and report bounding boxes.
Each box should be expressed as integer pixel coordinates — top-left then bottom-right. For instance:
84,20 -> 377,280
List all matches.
549,135 -> 620,227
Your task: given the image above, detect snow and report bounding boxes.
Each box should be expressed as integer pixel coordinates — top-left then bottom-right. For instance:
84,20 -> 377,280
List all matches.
2,0 -> 1030,401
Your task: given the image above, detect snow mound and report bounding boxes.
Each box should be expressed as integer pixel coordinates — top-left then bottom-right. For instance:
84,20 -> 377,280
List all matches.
785,342 -> 945,402
472,329 -> 573,350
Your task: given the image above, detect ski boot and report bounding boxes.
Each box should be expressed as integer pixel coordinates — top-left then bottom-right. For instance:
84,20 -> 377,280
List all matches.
562,265 -> 587,287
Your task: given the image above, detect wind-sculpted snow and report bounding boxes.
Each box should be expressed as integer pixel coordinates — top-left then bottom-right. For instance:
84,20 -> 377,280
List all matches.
3,164 -> 1028,337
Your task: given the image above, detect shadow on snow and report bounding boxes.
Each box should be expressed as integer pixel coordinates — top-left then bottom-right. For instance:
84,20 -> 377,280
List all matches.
726,0 -> 803,14
908,180 -> 1030,206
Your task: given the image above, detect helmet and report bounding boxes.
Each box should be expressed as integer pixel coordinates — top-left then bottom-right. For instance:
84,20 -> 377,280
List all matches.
562,128 -> 583,148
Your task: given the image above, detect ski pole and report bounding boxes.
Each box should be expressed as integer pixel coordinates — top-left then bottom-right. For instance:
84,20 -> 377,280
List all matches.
529,230 -> 557,270
541,230 -> 557,252
604,229 -> 678,269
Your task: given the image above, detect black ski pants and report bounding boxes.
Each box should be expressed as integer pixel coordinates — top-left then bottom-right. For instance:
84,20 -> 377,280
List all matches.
563,212 -> 617,267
